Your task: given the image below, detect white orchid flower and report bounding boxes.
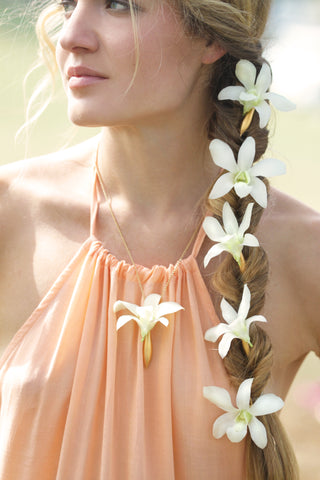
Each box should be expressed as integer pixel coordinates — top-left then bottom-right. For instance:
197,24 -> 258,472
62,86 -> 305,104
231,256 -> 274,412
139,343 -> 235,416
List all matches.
218,60 -> 295,128
203,202 -> 259,267
203,378 -> 284,449
209,137 -> 286,208
114,294 -> 183,340
204,284 -> 267,358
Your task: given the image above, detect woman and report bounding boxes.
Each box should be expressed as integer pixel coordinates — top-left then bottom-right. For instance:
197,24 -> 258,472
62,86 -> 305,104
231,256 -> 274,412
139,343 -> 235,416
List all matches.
0,0 -> 319,478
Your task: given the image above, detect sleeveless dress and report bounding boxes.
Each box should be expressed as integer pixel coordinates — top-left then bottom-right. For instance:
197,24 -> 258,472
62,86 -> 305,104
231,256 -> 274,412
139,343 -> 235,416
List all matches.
0,169 -> 246,480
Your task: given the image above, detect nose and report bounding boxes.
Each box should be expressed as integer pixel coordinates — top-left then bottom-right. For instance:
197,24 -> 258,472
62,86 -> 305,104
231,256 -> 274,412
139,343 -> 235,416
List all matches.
58,3 -> 99,53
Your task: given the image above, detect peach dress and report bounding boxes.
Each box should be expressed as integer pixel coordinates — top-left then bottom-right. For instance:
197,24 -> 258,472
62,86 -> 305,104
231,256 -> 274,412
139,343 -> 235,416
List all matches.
0,169 -> 246,479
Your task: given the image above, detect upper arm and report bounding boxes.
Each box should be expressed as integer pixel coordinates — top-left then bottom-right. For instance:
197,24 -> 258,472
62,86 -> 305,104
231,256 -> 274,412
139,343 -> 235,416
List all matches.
260,189 -> 320,362
300,217 -> 320,357
285,205 -> 320,358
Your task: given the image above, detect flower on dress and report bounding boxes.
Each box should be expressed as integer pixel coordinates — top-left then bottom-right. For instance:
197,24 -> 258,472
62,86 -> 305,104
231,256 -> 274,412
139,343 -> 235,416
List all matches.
209,137 -> 286,208
204,284 -> 267,358
114,294 -> 183,340
218,60 -> 295,128
203,202 -> 259,267
203,378 -> 284,449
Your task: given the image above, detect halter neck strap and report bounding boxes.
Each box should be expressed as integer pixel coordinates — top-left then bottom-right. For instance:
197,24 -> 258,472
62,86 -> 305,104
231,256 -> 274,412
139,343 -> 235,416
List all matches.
90,166 -> 100,237
190,225 -> 206,259
91,162 -> 208,261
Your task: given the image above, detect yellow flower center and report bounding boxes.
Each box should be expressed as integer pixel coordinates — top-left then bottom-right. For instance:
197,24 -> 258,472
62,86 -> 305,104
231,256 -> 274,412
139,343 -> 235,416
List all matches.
236,410 -> 252,425
234,170 -> 251,184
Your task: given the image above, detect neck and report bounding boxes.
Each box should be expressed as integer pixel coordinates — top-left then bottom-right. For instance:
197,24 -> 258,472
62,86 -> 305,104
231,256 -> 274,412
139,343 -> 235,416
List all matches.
97,123 -> 219,216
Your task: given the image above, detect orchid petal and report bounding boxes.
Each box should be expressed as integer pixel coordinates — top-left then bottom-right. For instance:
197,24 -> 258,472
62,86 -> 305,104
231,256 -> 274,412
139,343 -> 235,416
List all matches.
219,332 -> 236,358
246,314 -> 267,328
238,203 -> 254,237
209,139 -> 238,172
238,284 -> 251,320
249,177 -> 268,208
239,92 -> 258,102
255,101 -> 271,128
234,182 -> 252,198
243,233 -> 259,247
157,301 -> 184,317
226,421 -> 248,443
255,63 -> 271,94
251,157 -> 286,178
248,417 -> 268,449
213,412 -> 237,439
114,294 -> 182,343
113,300 -> 140,316
250,394 -> 284,416
143,293 -> 161,307
204,244 -> 226,267
204,376 -> 284,450
223,202 -> 238,235
236,378 -> 253,410
220,298 -> 237,323
203,386 -> 235,412
237,137 -> 255,171
264,92 -> 295,112
116,314 -> 138,330
236,60 -> 256,90
205,323 -> 230,343
209,173 -> 234,199
136,304 -> 152,316
218,85 -> 245,101
157,317 -> 170,327
203,216 -> 226,241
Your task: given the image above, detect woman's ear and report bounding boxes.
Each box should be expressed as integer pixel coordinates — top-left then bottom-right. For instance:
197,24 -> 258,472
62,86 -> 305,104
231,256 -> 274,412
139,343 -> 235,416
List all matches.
202,42 -> 226,65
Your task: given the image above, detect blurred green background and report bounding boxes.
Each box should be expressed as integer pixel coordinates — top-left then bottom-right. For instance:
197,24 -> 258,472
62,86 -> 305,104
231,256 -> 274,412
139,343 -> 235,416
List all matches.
0,0 -> 320,477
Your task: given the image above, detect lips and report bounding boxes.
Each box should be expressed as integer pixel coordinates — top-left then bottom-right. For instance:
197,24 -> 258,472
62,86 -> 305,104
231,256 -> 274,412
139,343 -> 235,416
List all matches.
66,66 -> 108,88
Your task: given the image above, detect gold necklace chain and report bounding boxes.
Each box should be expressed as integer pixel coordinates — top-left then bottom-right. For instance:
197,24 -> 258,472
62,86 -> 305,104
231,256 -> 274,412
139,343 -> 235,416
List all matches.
95,154 -> 212,368
95,161 -> 206,298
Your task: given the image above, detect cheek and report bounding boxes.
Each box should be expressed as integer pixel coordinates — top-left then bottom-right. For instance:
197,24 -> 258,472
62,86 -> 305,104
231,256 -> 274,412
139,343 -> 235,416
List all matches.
137,13 -> 204,86
108,39 -> 137,74
136,38 -> 204,97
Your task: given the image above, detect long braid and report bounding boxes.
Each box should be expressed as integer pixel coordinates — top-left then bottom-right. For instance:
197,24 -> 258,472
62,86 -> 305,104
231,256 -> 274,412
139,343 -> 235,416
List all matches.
177,1 -> 299,478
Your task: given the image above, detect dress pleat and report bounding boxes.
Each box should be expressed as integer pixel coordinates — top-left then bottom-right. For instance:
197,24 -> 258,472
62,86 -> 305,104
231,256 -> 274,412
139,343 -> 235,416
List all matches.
0,172 -> 246,479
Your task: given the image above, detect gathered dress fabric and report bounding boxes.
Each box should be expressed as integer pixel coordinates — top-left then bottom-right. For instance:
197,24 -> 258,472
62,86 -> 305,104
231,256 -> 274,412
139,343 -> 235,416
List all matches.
0,169 -> 246,480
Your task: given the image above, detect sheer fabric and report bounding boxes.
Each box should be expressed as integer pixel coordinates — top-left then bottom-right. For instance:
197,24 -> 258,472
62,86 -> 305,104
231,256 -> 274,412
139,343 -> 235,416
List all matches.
0,170 -> 246,479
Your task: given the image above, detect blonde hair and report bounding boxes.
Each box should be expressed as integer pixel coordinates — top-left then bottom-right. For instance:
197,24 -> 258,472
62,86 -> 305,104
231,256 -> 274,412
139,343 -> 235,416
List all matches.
174,0 -> 299,478
32,1 -> 298,477
20,0 -> 140,139
15,1 -> 62,144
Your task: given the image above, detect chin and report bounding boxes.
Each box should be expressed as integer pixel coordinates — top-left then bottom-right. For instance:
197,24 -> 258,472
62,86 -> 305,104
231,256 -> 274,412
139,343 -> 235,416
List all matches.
68,105 -> 107,128
69,117 -> 101,128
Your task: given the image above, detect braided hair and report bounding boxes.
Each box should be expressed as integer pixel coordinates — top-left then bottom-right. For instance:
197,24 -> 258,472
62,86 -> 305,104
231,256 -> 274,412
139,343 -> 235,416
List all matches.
175,0 -> 298,478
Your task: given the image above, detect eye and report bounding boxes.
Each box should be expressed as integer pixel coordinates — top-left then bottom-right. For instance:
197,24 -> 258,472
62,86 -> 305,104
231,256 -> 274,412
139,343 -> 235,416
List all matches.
57,0 -> 76,16
108,1 -> 127,10
56,0 -> 139,17
106,0 -> 138,12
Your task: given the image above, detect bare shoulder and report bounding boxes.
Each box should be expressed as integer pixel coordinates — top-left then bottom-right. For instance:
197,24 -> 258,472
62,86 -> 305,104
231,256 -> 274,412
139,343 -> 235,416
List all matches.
0,137 -> 99,351
0,136 -> 98,239
261,187 -> 320,267
0,135 -> 98,290
0,135 -> 98,195
259,187 -> 320,356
